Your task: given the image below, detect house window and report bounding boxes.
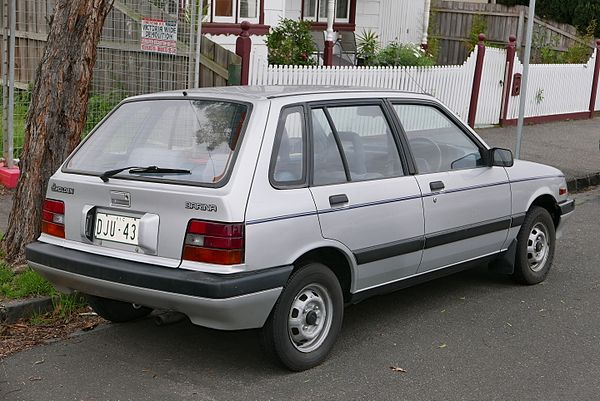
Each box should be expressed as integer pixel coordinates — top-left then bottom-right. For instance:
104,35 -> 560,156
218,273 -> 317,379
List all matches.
212,0 -> 259,23
303,0 -> 350,23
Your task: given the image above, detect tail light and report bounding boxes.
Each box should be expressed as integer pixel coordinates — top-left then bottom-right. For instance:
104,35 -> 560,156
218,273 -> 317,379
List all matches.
41,199 -> 65,238
182,220 -> 244,265
559,187 -> 568,196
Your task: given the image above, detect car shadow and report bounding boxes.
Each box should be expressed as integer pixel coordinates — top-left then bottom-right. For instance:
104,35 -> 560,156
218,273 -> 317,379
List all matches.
94,265 -> 515,376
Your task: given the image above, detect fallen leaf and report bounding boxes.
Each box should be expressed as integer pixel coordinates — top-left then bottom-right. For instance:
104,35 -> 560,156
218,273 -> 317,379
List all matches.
440,309 -> 446,313
459,297 -> 466,300
28,376 -> 42,381
438,343 -> 447,349
33,359 -> 45,365
80,322 -> 98,332
506,322 -> 512,327
390,366 -> 407,373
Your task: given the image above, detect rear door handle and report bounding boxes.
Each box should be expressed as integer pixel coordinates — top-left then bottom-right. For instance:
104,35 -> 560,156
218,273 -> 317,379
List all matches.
329,194 -> 349,206
429,181 -> 445,192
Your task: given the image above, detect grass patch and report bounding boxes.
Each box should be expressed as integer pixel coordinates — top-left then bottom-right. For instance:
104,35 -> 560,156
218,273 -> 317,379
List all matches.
53,293 -> 87,318
0,262 -> 54,299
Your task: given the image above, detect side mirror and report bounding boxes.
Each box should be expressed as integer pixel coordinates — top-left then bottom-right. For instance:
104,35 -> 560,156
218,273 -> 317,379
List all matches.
489,148 -> 514,167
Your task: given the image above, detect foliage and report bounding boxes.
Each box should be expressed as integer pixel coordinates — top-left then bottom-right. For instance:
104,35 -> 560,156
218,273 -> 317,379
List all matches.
426,4 -> 441,62
0,88 -> 30,160
531,20 -> 595,64
85,89 -> 128,135
497,0 -> 600,37
0,264 -> 54,299
356,29 -> 380,64
266,18 -> 316,66
0,88 -> 126,160
467,15 -> 487,53
53,293 -> 88,318
368,42 -> 435,67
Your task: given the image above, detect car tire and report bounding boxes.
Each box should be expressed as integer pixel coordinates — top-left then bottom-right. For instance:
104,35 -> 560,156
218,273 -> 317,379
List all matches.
86,294 -> 153,322
512,206 -> 556,285
260,262 -> 344,371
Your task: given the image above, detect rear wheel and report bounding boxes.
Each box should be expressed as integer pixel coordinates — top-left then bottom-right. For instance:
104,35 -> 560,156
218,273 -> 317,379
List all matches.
513,206 -> 556,285
261,262 -> 344,371
86,294 -> 153,322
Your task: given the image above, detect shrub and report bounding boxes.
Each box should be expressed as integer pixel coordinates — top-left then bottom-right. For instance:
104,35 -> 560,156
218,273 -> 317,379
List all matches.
266,18 -> 316,66
356,29 -> 380,64
368,42 -> 435,67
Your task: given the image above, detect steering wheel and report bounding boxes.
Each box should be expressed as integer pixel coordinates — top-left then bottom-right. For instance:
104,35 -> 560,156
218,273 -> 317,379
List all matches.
408,137 -> 443,173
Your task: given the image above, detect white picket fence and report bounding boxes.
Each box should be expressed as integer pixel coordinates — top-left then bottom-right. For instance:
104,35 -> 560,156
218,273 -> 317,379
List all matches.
250,49 -> 480,123
506,54 -> 597,119
250,47 -> 600,127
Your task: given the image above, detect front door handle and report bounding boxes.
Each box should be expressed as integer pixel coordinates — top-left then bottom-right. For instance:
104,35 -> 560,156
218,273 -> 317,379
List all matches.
329,194 -> 349,206
429,181 -> 445,192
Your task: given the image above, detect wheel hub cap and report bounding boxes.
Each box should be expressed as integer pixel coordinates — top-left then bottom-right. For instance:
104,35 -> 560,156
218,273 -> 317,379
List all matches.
288,283 -> 334,353
527,222 -> 550,272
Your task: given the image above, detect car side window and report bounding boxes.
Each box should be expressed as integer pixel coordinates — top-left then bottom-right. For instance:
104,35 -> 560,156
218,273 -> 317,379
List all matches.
393,104 -> 485,174
311,108 -> 348,186
327,105 -> 403,181
271,107 -> 306,186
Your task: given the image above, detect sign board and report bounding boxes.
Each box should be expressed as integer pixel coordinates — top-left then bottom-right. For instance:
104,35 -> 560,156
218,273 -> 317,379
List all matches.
141,18 -> 177,55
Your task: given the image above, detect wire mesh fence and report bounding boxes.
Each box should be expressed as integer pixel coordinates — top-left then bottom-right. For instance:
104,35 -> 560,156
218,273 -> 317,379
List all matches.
0,0 -> 214,163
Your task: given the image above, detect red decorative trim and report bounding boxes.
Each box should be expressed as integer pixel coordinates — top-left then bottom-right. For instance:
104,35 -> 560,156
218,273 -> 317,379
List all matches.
500,35 -> 517,126
349,0 -> 357,25
309,22 -> 356,32
588,39 -> 600,118
236,22 -> 252,85
259,0 -> 264,25
324,40 -> 334,66
503,112 -> 591,126
203,23 -> 270,35
468,34 -> 486,128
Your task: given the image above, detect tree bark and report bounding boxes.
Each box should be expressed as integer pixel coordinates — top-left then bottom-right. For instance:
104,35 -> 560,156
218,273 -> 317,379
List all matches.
1,0 -> 113,266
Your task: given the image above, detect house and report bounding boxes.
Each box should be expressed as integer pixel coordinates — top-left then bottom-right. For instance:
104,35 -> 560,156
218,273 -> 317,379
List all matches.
201,0 -> 432,62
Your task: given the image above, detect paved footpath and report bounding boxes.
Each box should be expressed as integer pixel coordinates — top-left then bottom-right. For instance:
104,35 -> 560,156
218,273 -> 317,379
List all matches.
478,118 -> 600,188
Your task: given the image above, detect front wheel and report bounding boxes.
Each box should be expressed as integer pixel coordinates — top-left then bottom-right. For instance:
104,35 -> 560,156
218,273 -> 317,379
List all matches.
261,263 -> 344,371
86,294 -> 153,322
512,206 -> 556,285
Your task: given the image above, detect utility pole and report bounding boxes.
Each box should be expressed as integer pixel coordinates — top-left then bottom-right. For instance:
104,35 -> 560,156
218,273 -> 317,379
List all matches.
515,0 -> 536,159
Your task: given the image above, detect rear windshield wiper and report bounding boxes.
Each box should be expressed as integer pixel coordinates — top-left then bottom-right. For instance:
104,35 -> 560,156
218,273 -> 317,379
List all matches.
100,165 -> 191,182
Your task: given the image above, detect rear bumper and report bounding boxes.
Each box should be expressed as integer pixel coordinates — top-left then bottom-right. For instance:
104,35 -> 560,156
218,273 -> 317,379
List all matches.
26,242 -> 292,330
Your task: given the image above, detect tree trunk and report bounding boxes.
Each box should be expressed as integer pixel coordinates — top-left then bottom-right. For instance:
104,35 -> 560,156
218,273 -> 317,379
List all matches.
0,0 -> 113,266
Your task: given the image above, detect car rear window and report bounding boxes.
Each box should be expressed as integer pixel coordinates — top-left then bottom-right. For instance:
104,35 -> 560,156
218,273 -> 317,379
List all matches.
64,99 -> 249,185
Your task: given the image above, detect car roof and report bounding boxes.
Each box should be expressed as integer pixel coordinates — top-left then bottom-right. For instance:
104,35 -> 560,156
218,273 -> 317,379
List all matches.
129,86 -> 436,102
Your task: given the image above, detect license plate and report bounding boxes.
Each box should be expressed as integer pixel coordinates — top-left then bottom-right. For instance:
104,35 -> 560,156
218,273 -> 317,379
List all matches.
94,212 -> 139,245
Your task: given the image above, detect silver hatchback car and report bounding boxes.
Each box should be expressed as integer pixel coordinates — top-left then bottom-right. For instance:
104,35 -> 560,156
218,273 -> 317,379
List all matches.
26,87 -> 574,370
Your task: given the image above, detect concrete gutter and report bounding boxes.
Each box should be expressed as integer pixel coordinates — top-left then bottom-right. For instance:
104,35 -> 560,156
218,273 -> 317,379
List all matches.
0,296 -> 54,323
566,172 -> 600,193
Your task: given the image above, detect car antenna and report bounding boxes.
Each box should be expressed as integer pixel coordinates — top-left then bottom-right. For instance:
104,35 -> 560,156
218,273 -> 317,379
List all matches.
403,68 -> 430,96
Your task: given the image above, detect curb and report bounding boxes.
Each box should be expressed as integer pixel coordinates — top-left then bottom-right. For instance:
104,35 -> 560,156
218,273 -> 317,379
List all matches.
0,296 -> 54,324
566,172 -> 600,193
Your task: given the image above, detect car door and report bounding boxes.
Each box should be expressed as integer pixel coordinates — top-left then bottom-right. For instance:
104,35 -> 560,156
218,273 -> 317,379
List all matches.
308,101 -> 424,292
391,101 -> 511,273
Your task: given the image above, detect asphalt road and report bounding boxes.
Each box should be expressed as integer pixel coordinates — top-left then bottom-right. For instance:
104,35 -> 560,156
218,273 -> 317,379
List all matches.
1,188 -> 599,401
